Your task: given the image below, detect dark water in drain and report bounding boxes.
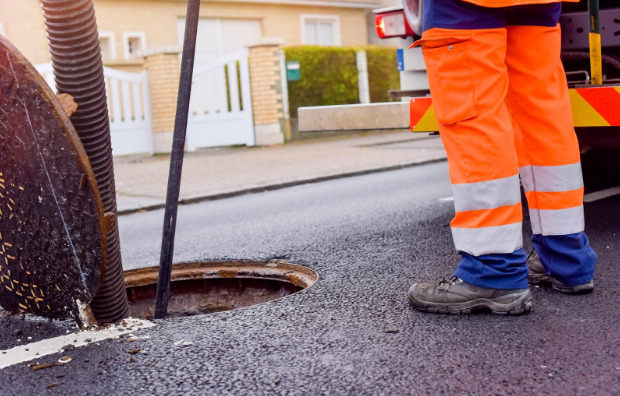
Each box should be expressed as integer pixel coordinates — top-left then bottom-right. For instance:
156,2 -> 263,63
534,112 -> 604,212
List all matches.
127,278 -> 301,319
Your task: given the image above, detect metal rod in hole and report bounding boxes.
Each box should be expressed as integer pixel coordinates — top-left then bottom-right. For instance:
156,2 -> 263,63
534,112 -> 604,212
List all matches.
154,0 -> 201,319
588,0 -> 603,85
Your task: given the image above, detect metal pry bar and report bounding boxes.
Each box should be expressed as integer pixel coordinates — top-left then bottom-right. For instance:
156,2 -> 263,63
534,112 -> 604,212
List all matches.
154,0 -> 201,319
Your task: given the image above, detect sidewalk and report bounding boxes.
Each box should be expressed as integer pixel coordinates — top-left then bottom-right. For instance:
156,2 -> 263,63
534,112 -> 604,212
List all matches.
113,131 -> 447,214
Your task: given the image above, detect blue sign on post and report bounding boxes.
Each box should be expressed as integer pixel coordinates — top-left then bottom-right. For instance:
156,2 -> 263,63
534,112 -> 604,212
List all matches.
286,61 -> 301,81
396,49 -> 404,71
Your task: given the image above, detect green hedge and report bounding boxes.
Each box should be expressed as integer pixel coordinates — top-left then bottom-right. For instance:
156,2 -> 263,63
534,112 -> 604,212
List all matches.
283,45 -> 400,118
365,46 -> 401,103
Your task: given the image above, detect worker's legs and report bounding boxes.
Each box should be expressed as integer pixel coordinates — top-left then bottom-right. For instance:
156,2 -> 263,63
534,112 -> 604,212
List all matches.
420,0 -> 528,289
505,7 -> 598,287
408,0 -> 543,314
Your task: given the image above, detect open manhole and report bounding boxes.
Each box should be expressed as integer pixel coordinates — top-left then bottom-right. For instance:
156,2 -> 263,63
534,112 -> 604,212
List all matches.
124,261 -> 318,319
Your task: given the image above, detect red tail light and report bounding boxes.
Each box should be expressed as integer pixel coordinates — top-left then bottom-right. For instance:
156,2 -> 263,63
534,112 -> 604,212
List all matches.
375,10 -> 415,39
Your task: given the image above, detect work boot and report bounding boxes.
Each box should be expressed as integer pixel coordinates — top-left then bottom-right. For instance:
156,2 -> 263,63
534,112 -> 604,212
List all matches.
527,252 -> 594,294
408,276 -> 533,315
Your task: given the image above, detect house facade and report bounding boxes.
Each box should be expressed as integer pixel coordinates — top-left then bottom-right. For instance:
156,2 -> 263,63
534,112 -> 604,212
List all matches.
1,0 -> 397,154
2,0 -> 387,72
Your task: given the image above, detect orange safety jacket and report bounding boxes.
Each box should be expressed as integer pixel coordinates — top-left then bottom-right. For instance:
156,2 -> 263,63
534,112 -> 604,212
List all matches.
461,0 -> 577,7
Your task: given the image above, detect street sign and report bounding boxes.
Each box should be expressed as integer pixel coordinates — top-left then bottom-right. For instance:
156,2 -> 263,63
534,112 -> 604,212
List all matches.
0,36 -> 107,323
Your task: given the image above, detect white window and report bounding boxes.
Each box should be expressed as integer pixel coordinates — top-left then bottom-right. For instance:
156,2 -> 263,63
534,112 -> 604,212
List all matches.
301,15 -> 341,46
98,31 -> 116,61
122,32 -> 146,59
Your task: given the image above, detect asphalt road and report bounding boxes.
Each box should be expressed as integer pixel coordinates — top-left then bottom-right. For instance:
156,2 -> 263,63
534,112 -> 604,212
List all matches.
1,156 -> 619,395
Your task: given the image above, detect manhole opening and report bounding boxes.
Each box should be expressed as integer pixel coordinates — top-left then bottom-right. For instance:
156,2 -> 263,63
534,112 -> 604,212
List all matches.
124,260 -> 318,319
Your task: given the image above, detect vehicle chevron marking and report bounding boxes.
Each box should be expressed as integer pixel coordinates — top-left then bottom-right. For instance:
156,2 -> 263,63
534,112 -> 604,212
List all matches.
410,86 -> 620,132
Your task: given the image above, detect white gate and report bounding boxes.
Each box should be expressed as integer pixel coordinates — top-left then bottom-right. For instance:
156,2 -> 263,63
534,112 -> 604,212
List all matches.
35,63 -> 57,93
104,67 -> 153,156
187,49 -> 255,151
35,64 -> 154,156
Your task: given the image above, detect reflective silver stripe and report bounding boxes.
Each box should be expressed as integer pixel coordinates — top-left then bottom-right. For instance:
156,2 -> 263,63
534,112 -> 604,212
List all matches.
533,163 -> 583,192
520,163 -> 583,192
528,208 -> 542,235
528,205 -> 585,236
452,175 -> 521,212
519,166 -> 535,192
451,223 -> 523,256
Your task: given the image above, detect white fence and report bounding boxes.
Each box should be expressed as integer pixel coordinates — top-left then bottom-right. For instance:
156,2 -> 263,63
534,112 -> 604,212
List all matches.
36,63 -> 56,93
187,48 -> 255,151
35,64 -> 154,156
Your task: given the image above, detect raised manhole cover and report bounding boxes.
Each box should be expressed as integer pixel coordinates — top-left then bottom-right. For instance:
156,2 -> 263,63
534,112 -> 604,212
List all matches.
0,36 -> 106,322
124,261 -> 318,319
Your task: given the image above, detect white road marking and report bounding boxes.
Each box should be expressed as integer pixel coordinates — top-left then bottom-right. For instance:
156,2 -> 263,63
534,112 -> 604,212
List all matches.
439,197 -> 454,202
0,318 -> 154,369
583,186 -> 620,203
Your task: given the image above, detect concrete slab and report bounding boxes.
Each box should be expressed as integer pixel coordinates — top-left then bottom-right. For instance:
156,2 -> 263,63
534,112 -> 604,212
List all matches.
298,102 -> 410,132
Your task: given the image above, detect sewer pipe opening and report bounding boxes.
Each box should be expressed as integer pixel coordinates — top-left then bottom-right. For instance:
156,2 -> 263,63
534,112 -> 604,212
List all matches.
124,261 -> 318,319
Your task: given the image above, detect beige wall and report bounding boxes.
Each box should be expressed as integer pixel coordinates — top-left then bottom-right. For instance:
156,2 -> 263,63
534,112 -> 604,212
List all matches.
0,1 -> 50,64
248,44 -> 286,145
143,51 -> 181,134
0,0 -> 374,150
0,0 -> 371,67
95,0 -> 370,56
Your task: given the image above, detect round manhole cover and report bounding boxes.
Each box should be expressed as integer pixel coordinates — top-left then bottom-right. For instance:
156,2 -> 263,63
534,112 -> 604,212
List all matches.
124,261 -> 318,319
0,37 -> 106,321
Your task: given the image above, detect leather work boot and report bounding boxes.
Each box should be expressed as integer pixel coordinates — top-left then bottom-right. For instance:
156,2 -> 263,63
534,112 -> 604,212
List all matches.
527,252 -> 594,294
408,276 -> 533,315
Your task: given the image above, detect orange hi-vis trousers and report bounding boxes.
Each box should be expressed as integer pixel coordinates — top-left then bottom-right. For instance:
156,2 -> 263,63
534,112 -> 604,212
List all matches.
422,25 -> 586,254
417,0 -> 597,289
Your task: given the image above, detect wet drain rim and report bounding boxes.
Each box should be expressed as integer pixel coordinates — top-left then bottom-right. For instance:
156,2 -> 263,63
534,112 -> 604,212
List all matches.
124,260 -> 319,291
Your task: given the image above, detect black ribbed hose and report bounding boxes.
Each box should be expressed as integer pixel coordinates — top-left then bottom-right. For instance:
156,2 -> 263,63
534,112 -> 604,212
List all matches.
40,0 -> 129,324
561,51 -> 620,73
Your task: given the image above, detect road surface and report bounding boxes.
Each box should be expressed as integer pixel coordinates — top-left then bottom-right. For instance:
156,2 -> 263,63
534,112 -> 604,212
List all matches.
1,154 -> 619,395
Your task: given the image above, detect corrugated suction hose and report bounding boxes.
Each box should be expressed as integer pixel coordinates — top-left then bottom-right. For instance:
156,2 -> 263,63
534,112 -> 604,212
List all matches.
40,0 -> 129,324
561,51 -> 620,73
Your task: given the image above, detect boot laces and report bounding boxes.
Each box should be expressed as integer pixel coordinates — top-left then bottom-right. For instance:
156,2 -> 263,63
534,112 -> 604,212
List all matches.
438,276 -> 462,291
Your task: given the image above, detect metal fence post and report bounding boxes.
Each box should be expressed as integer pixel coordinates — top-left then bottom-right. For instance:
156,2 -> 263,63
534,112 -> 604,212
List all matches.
356,50 -> 370,105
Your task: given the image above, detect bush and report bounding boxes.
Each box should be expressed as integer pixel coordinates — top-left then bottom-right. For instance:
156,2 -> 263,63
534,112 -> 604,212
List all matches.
365,46 -> 401,103
283,45 -> 400,118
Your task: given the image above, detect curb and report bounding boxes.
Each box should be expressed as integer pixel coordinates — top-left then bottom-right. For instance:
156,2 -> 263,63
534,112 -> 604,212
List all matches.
117,156 -> 447,216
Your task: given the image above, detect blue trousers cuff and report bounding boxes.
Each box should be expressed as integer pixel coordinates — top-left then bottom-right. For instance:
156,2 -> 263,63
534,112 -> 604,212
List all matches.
532,232 -> 597,286
454,248 -> 529,290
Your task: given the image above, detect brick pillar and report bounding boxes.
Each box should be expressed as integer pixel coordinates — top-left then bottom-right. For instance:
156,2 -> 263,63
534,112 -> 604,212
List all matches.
143,46 -> 181,154
247,39 -> 287,146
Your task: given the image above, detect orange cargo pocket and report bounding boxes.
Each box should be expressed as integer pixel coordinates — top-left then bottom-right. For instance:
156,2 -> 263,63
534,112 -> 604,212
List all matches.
423,41 -> 477,125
